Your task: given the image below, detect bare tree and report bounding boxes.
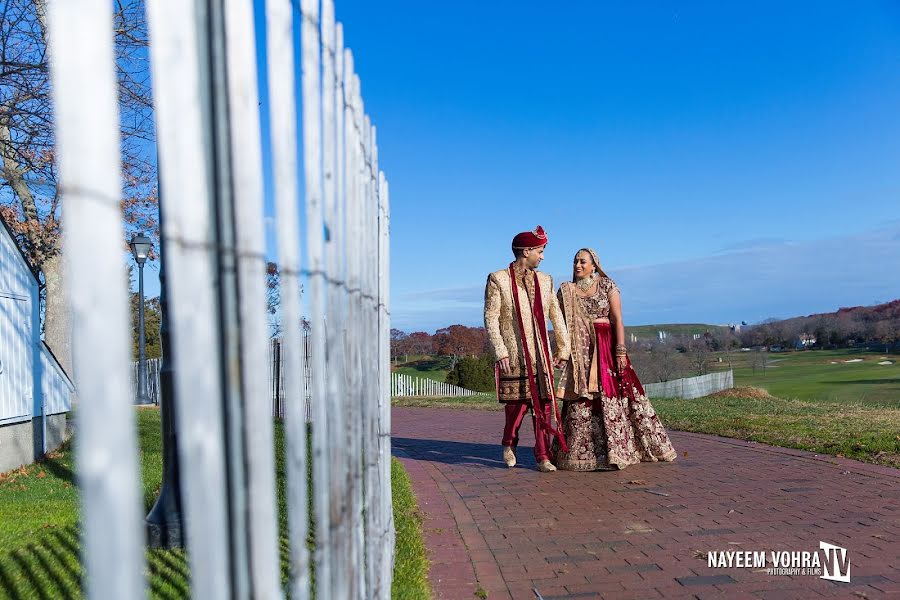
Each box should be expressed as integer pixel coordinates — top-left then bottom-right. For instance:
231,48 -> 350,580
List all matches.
0,0 -> 157,373
265,261 -> 282,338
686,337 -> 712,376
390,329 -> 408,363
655,343 -> 685,382
873,320 -> 896,354
751,349 -> 768,376
630,342 -> 685,384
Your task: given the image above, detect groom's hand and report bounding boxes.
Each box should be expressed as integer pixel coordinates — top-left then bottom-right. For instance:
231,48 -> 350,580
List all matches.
554,359 -> 566,370
497,357 -> 511,374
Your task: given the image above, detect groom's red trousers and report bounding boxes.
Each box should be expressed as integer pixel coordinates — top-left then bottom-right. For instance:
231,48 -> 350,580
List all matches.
502,400 -> 552,462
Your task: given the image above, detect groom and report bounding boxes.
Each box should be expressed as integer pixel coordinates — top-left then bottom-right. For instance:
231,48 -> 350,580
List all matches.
483,226 -> 570,472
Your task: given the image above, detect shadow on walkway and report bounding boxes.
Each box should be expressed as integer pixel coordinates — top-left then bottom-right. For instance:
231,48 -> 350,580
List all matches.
392,437 -> 533,470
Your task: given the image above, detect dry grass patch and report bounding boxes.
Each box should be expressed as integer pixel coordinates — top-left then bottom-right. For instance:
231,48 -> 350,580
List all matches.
709,386 -> 774,400
392,395 -> 500,411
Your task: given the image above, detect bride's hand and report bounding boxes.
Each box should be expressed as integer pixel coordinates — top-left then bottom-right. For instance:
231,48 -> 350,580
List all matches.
616,355 -> 628,372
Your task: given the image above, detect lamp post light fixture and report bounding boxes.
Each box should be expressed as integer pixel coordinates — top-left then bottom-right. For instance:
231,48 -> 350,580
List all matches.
130,232 -> 153,405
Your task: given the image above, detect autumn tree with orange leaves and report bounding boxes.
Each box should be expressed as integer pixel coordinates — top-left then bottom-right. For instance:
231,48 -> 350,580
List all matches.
0,0 -> 157,372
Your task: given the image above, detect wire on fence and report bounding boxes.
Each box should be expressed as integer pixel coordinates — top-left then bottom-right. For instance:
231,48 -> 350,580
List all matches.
58,0 -> 394,596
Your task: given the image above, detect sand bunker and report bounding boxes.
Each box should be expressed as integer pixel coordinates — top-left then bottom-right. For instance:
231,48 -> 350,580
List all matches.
843,359 -> 864,363
878,360 -> 893,365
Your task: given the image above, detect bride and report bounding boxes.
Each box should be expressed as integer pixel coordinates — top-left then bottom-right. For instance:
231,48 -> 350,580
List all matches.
553,248 -> 677,471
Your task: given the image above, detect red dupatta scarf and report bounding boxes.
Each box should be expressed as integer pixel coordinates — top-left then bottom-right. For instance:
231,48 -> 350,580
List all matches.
508,264 -> 568,453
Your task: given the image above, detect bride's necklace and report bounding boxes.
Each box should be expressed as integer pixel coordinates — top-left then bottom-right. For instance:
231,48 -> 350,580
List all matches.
576,273 -> 598,291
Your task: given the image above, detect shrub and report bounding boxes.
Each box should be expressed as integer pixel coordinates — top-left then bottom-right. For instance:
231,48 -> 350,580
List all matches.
446,355 -> 495,392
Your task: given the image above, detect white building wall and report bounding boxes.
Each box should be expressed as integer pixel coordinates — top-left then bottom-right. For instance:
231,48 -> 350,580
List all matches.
41,346 -> 74,415
0,223 -> 72,425
0,226 -> 33,299
0,226 -> 38,424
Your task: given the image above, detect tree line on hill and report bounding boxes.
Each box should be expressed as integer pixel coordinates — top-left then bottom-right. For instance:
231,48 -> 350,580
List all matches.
392,299 -> 899,389
736,300 -> 900,351
391,325 -> 490,361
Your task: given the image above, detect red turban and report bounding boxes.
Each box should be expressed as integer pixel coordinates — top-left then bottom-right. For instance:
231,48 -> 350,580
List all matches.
511,225 -> 548,249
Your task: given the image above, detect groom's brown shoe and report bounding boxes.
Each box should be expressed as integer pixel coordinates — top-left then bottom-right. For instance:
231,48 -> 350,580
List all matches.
502,446 -> 516,468
537,460 -> 557,472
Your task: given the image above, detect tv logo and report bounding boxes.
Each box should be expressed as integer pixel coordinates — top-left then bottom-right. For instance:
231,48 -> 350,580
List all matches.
819,542 -> 850,582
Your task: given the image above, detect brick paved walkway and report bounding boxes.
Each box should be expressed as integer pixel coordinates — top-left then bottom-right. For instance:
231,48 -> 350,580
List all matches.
392,407 -> 900,600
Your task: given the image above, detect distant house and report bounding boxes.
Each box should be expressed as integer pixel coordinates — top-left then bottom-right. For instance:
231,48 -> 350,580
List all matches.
0,218 -> 74,473
796,333 -> 817,349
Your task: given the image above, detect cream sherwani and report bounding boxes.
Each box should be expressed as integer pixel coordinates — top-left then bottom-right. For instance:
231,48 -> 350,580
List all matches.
484,264 -> 570,401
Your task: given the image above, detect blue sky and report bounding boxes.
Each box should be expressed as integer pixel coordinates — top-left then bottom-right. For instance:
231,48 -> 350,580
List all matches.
324,1 -> 900,331
132,2 -> 900,333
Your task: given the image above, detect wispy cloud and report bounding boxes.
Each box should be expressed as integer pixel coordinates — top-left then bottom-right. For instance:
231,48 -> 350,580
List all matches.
392,286 -> 484,331
714,237 -> 790,253
398,286 -> 483,303
391,223 -> 900,332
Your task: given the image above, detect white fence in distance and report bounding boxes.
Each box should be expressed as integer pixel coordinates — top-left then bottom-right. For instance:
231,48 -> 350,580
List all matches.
129,358 -> 161,405
134,338 -> 313,418
270,337 -> 312,420
391,372 -> 489,398
51,0 -> 393,597
644,370 -> 734,399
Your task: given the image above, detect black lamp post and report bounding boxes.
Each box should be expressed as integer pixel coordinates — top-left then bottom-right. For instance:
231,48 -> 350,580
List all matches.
144,198 -> 183,548
130,232 -> 153,405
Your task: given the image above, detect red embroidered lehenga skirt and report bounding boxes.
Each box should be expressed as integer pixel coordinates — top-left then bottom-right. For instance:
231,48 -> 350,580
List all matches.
553,322 -> 677,471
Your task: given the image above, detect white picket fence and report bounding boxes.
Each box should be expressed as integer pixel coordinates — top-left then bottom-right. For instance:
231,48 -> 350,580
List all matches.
644,370 -> 734,400
129,358 -> 162,405
133,339 -> 314,418
50,0 -> 392,598
391,372 -> 490,398
269,338 -> 313,420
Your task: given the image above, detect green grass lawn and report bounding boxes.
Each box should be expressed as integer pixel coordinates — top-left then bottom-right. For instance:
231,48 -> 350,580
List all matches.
390,460 -> 430,600
392,356 -> 452,382
0,410 -> 429,599
726,349 -> 900,407
653,388 -> 900,467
